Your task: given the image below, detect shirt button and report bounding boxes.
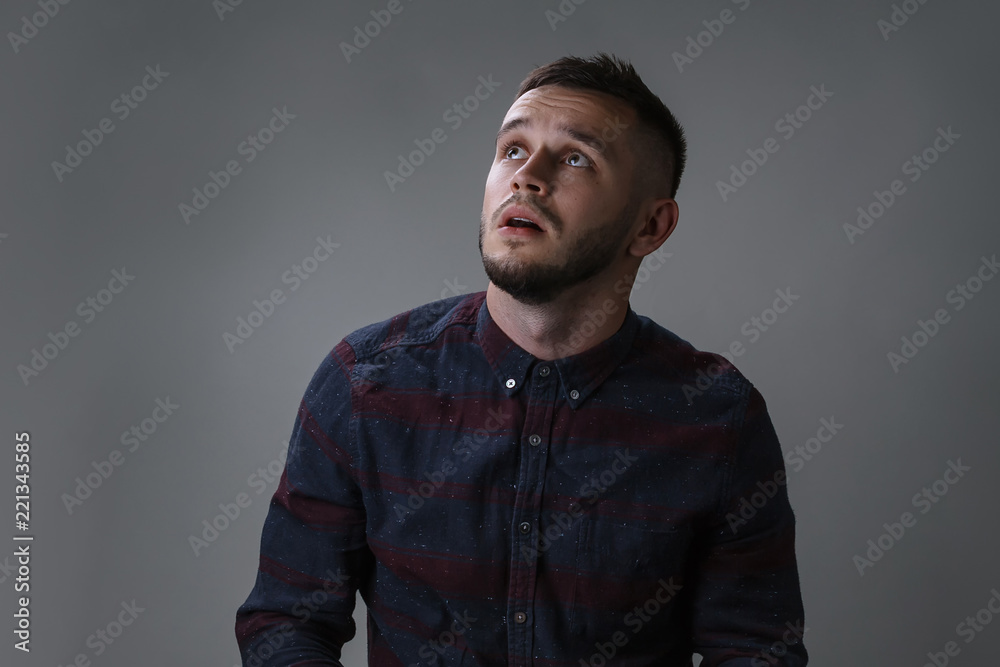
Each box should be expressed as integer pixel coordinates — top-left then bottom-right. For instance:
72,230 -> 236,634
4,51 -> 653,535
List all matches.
569,389 -> 580,400
538,366 -> 550,377
528,434 -> 541,447
514,611 -> 527,624
518,521 -> 531,534
506,378 -> 516,388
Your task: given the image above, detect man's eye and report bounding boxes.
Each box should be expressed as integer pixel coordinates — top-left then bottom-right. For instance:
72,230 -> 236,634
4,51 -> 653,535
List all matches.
566,152 -> 591,168
503,144 -> 526,160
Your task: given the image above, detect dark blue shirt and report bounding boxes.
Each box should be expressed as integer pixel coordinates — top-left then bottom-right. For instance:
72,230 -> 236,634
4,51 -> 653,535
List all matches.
236,290 -> 807,666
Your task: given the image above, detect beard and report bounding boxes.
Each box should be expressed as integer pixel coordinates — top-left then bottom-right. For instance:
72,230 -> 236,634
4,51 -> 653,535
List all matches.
479,195 -> 639,306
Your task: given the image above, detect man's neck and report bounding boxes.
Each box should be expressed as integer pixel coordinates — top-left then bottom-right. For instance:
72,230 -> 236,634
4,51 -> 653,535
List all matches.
485,282 -> 630,361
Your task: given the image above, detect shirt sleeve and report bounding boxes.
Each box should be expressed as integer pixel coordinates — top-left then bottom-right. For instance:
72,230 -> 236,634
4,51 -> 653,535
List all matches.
235,340 -> 373,666
689,384 -> 809,666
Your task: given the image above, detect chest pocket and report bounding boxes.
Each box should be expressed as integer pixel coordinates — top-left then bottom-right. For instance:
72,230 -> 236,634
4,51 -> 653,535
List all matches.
571,517 -> 691,638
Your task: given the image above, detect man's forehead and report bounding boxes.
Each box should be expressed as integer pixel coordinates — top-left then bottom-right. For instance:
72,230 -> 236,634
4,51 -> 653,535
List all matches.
503,85 -> 632,124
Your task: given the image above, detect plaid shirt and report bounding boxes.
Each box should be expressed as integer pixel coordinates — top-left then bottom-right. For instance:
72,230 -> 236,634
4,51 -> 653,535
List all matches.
236,290 -> 807,666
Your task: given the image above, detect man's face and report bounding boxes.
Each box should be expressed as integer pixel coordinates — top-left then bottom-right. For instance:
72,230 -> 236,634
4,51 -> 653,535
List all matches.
479,85 -> 642,306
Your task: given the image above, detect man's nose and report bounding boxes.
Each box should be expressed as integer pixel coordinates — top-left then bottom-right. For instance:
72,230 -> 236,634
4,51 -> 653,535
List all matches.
510,154 -> 553,196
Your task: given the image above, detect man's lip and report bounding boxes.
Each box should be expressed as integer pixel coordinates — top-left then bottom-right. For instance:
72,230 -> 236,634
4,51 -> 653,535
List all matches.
499,204 -> 548,232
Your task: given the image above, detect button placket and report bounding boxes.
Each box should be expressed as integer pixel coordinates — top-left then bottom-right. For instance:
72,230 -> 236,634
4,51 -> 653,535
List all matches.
506,362 -> 557,664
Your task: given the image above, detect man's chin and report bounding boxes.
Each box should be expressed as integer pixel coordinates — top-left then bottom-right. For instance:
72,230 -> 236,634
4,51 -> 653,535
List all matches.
493,285 -> 558,306
484,270 -> 561,306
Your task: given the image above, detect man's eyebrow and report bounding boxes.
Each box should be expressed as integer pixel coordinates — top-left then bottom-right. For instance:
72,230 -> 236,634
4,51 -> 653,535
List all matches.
560,125 -> 608,156
496,117 -> 530,146
495,117 -> 608,156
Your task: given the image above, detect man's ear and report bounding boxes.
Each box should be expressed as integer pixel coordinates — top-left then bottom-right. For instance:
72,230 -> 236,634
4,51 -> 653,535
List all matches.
629,197 -> 678,259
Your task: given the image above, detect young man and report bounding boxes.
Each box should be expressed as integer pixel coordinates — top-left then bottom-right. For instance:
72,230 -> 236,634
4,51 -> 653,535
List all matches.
236,53 -> 808,666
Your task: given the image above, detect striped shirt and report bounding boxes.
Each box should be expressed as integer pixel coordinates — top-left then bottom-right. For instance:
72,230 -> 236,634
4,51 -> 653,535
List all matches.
236,290 -> 807,666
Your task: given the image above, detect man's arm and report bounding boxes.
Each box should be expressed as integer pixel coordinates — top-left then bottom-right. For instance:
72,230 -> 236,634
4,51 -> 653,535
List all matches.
236,340 -> 372,666
690,384 -> 808,666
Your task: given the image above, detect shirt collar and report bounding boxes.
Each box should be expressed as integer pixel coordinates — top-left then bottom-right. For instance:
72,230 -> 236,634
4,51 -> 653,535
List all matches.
471,291 -> 640,409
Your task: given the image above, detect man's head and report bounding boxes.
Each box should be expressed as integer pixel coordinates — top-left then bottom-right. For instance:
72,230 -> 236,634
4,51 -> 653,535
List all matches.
480,53 -> 686,306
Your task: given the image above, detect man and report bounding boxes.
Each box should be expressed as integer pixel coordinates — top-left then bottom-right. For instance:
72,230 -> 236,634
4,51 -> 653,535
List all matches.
236,53 -> 808,666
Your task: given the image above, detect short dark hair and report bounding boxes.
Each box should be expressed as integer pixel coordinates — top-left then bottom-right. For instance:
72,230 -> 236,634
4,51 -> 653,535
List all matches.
515,52 -> 687,200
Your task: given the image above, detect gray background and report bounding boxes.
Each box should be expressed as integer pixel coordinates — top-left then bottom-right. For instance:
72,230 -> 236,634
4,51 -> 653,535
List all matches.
1,0 -> 998,664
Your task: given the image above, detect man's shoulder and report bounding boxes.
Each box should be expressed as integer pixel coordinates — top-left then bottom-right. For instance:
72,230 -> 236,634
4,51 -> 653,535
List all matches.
631,312 -> 752,401
338,291 -> 484,365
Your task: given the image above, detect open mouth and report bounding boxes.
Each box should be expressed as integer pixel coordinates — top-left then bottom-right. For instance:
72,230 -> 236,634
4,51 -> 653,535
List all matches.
505,217 -> 542,231
500,204 -> 548,234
